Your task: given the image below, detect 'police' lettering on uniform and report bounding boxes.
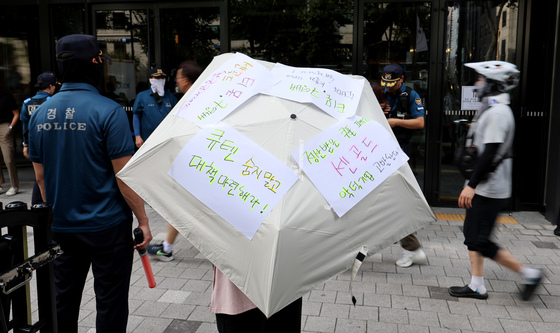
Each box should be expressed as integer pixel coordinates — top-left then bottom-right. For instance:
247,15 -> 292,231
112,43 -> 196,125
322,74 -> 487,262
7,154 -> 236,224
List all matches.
36,107 -> 86,131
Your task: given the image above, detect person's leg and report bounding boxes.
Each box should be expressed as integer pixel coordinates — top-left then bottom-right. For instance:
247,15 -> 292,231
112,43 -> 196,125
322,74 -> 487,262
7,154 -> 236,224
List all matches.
216,308 -> 267,333
91,220 -> 134,333
492,248 -> 522,272
469,250 -> 484,276
0,126 -> 18,190
492,248 -> 542,300
31,181 -> 43,205
399,234 -> 421,251
0,125 -> 10,186
164,223 -> 180,252
265,297 -> 303,333
147,223 -> 176,261
467,250 -> 487,295
449,196 -> 490,299
475,197 -> 542,299
52,232 -> 92,333
396,234 -> 426,267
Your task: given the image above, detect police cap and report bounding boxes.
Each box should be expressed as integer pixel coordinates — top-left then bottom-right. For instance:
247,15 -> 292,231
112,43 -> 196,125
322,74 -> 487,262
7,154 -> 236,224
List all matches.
35,72 -> 60,89
380,64 -> 403,89
56,34 -> 111,61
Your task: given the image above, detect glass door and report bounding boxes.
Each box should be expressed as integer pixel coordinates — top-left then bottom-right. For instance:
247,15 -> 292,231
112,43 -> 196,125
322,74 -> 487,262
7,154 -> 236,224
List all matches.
362,1 -> 432,190
438,1 -> 519,202
159,6 -> 221,81
94,9 -> 153,108
92,3 -> 223,135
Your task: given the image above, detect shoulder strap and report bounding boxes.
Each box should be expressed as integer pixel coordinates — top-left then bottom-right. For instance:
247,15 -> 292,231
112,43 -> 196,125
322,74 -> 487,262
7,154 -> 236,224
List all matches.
405,86 -> 413,96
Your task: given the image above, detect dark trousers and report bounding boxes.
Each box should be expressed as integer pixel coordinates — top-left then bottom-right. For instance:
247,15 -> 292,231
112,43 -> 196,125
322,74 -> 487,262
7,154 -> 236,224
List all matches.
400,234 -> 421,251
53,220 -> 133,333
463,195 -> 507,259
216,297 -> 302,333
31,181 -> 43,205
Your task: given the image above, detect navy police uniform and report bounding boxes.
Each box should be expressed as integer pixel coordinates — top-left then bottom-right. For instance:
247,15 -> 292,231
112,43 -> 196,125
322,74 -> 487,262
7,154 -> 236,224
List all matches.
384,83 -> 425,155
28,34 -> 137,333
21,91 -> 51,144
22,90 -> 52,204
29,81 -> 135,333
132,89 -> 177,141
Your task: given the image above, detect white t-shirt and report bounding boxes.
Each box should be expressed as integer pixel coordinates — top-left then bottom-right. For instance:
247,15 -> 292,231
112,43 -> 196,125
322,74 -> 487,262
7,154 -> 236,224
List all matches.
468,93 -> 515,199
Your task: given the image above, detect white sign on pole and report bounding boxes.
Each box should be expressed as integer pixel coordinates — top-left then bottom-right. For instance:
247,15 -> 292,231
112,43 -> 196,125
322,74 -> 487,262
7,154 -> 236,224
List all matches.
292,116 -> 408,217
262,63 -> 365,120
174,53 -> 277,127
461,86 -> 482,110
168,123 -> 298,240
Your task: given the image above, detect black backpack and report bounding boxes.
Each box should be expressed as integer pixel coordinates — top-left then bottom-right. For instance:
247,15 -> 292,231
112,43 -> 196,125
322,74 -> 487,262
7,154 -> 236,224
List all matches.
454,125 -> 512,180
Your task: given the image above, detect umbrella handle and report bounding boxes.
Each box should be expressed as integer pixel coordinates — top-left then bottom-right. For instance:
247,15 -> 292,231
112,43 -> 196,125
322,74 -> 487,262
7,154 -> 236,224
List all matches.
349,245 -> 368,305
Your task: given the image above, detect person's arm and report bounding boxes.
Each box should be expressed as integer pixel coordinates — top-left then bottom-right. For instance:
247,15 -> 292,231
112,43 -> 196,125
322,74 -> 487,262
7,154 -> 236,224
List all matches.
21,104 -> 30,158
133,113 -> 143,148
32,162 -> 46,202
458,143 -> 500,209
112,155 -> 152,249
10,109 -> 20,128
4,108 -> 19,140
387,116 -> 424,129
467,142 -> 500,188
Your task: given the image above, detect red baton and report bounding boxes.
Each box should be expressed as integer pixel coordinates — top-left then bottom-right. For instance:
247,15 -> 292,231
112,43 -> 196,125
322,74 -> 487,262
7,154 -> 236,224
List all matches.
133,228 -> 156,288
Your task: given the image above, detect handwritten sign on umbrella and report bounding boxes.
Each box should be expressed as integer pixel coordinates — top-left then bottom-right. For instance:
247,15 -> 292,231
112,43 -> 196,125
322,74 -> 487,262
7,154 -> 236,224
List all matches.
263,63 -> 364,120
174,53 -> 277,126
169,123 -> 298,239
292,116 -> 408,216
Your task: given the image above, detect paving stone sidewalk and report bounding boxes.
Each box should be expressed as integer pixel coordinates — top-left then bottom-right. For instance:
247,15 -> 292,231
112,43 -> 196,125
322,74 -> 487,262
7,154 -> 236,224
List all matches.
4,166 -> 560,333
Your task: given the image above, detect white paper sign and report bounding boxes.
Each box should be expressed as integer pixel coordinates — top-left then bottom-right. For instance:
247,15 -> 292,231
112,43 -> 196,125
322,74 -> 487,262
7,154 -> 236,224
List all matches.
461,86 -> 482,110
262,63 -> 364,120
292,116 -> 408,217
168,123 -> 298,239
174,53 -> 276,126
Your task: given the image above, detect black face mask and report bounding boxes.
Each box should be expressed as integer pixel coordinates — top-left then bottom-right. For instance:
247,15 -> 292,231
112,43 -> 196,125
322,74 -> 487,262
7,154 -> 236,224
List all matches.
58,58 -> 104,89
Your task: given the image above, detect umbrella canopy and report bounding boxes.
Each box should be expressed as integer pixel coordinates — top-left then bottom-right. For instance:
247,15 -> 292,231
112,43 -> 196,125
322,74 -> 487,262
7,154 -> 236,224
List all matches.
117,53 -> 436,317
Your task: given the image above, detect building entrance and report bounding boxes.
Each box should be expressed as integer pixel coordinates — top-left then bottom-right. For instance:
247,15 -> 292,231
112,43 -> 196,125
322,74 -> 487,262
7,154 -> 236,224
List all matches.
362,1 -> 431,194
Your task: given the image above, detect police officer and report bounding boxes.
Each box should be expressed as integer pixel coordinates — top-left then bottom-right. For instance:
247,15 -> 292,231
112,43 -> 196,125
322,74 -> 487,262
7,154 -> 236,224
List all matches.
146,60 -> 203,261
132,68 -> 178,148
380,63 -> 427,268
28,34 -> 152,333
21,72 -> 59,203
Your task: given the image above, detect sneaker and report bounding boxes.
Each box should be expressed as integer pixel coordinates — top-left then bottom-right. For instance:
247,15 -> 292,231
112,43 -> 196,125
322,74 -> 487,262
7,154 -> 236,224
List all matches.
448,285 -> 489,299
396,248 -> 426,267
5,187 -> 18,196
521,270 -> 543,301
0,186 -> 4,194
147,243 -> 174,261
554,226 -> 560,236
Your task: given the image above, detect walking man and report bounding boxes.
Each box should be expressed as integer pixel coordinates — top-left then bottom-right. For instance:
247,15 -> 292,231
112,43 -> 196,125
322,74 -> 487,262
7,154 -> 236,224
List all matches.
449,61 -> 542,300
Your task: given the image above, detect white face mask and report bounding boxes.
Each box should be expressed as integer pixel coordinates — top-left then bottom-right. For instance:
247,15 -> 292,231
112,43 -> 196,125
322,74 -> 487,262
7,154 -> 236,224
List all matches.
149,78 -> 166,96
474,80 -> 487,99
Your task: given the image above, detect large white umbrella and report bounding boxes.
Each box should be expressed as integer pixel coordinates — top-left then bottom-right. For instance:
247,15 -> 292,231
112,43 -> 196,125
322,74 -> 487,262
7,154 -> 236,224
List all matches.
117,53 -> 436,317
